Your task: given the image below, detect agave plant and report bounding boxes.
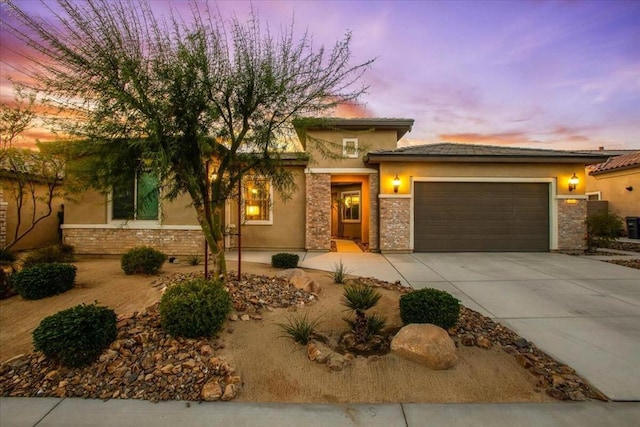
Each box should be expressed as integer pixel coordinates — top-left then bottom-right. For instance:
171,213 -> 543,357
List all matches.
341,283 -> 382,343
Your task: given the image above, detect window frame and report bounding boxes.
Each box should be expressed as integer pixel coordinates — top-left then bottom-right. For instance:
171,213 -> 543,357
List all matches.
242,176 -> 274,225
341,190 -> 361,223
108,170 -> 160,224
342,138 -> 359,159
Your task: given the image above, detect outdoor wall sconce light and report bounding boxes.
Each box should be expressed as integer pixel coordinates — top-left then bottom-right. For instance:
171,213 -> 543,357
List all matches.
393,174 -> 401,193
568,173 -> 579,192
626,186 -> 633,191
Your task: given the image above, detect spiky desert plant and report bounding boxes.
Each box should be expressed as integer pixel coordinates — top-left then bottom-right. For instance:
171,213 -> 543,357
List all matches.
330,259 -> 352,284
341,284 -> 382,343
276,313 -> 322,345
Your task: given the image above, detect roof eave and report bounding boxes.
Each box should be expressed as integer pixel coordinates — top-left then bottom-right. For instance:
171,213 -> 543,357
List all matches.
589,163 -> 640,175
365,154 -> 610,165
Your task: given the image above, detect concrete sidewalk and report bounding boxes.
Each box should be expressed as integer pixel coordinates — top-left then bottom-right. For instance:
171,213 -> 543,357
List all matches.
1,398 -> 639,427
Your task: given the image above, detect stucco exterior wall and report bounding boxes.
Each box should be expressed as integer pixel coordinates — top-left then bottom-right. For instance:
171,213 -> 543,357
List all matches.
1,178 -> 63,251
303,129 -> 399,168
585,167 -> 639,219
227,168 -> 307,250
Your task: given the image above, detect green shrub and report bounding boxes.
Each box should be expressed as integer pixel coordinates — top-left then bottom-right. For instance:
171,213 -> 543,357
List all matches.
33,303 -> 117,367
277,313 -> 322,345
12,263 -> 77,300
22,244 -> 75,269
159,278 -> 231,338
399,288 -> 460,329
271,253 -> 299,269
120,246 -> 167,275
586,212 -> 624,251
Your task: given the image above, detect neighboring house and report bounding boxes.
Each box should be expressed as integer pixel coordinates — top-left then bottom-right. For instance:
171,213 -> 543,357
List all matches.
62,118 -> 609,255
585,151 -> 640,221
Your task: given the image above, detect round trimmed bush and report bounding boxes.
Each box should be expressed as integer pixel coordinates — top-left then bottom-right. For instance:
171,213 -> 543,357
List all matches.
121,246 -> 167,275
33,303 -> 117,367
399,288 -> 461,329
12,263 -> 77,300
160,278 -> 231,338
271,253 -> 299,269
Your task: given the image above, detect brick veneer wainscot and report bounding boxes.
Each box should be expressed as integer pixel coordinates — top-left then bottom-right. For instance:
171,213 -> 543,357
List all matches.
557,199 -> 587,251
63,228 -> 205,255
305,173 -> 332,251
379,197 -> 411,252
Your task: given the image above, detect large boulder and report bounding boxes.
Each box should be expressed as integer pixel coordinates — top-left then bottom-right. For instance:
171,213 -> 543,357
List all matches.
391,324 -> 457,370
277,268 -> 321,294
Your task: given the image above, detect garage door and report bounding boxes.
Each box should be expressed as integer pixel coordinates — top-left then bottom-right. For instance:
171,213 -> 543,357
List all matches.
414,182 -> 549,252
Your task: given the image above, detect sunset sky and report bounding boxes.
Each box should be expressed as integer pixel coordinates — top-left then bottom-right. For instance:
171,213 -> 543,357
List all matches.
1,0 -> 639,150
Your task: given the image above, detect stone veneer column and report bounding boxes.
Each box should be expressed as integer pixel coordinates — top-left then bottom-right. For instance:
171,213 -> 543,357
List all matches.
379,197 -> 411,252
368,173 -> 379,252
0,187 -> 7,248
557,198 -> 587,251
305,173 -> 331,251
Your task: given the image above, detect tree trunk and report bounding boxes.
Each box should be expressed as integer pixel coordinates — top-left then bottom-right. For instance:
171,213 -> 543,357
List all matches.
194,201 -> 227,279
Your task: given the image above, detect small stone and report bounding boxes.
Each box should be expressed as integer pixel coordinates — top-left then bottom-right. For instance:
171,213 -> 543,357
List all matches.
460,334 -> 475,346
515,354 -> 533,369
568,391 -> 587,401
475,335 -> 492,349
221,383 -> 238,401
513,337 -> 528,348
546,388 -> 569,401
240,314 -> 250,321
228,314 -> 238,321
326,353 -> 347,371
201,380 -> 223,401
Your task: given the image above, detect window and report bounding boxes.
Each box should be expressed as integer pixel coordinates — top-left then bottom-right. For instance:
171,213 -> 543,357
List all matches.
112,171 -> 159,221
244,177 -> 272,224
586,192 -> 601,201
342,138 -> 359,158
341,191 -> 360,223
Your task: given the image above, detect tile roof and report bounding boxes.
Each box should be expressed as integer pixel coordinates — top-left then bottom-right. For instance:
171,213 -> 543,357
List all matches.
588,151 -> 640,174
367,142 -> 609,163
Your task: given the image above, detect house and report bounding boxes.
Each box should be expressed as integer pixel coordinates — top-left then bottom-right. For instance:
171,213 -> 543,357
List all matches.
61,118 -> 609,255
585,150 -> 640,222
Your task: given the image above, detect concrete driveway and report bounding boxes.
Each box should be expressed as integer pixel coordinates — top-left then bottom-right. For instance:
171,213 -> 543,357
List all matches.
383,252 -> 640,402
231,250 -> 640,401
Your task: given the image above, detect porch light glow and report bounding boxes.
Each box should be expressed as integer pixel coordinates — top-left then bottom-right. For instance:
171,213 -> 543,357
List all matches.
568,173 -> 579,192
246,205 -> 260,216
393,174 -> 401,193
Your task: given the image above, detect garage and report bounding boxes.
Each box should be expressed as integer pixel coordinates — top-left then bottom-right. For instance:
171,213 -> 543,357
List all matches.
414,182 -> 549,252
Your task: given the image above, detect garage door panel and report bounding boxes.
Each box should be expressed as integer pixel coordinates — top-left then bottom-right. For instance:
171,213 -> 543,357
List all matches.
414,182 -> 549,252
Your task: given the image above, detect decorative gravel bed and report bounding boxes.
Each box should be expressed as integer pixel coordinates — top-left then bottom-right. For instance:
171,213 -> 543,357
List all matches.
0,271 -> 606,402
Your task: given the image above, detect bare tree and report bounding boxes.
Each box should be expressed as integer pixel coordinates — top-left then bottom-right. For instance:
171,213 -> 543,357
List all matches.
3,0 -> 372,277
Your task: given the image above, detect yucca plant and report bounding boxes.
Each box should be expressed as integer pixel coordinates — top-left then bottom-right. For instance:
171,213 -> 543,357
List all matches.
330,259 -> 352,284
276,313 -> 322,345
344,312 -> 387,341
341,284 -> 382,343
187,254 -> 202,266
